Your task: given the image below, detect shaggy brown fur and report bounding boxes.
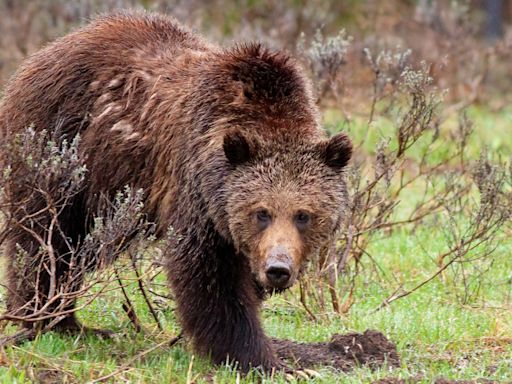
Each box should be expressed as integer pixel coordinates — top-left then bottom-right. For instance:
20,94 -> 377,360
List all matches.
0,11 -> 352,371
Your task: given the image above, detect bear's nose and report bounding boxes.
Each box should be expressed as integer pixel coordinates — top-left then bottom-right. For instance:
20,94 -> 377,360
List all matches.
265,261 -> 291,287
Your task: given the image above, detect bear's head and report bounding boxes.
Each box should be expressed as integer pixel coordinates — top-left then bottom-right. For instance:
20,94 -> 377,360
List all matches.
223,131 -> 352,292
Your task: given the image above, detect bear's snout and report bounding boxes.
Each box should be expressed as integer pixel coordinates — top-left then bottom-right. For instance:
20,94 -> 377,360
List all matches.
265,260 -> 291,288
263,245 -> 294,289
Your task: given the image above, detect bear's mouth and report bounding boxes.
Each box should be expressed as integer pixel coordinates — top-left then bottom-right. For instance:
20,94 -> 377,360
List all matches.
252,275 -> 289,298
266,286 -> 288,295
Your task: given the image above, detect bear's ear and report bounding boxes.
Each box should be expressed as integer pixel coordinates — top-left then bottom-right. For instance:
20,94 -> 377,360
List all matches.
223,131 -> 255,166
321,132 -> 353,170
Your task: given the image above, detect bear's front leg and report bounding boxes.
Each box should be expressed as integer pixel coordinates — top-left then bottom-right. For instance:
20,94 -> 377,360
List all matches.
166,233 -> 283,372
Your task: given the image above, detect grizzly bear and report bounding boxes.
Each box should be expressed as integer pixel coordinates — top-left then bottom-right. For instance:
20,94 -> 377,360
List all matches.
0,11 -> 352,371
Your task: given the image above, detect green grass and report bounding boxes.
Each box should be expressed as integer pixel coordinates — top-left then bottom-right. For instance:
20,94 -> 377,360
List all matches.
1,105 -> 511,383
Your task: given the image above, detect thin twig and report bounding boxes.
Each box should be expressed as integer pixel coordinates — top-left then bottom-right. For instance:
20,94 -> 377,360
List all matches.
129,251 -> 163,331
299,281 -> 317,321
115,268 -> 142,333
90,333 -> 182,383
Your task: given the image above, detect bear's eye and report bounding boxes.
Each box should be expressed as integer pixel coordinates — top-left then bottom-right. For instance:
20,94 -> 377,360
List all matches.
294,211 -> 311,230
255,209 -> 272,229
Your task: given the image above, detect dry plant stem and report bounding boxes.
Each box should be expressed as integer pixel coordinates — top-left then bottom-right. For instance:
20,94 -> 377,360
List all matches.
115,269 -> 142,333
324,246 -> 340,314
299,281 -> 317,321
147,288 -> 174,301
129,251 -> 163,331
122,302 -> 142,333
374,225 -> 504,312
374,254 -> 471,312
90,333 -> 182,383
0,313 -> 67,347
10,345 -> 77,380
0,328 -> 36,347
337,224 -> 355,271
339,286 -> 355,314
368,68 -> 380,125
0,269 -> 117,323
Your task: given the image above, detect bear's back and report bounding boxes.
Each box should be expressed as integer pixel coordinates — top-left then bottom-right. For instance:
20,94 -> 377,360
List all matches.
0,12 -> 210,139
72,11 -> 209,60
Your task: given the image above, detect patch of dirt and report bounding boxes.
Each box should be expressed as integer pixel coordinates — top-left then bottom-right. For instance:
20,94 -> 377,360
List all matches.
272,329 -> 400,371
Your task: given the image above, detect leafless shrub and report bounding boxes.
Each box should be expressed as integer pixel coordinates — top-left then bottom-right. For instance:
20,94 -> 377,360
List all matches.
299,52 -> 510,315
297,29 -> 352,102
373,151 -> 510,311
363,46 -> 412,123
0,127 -> 167,344
440,152 -> 512,304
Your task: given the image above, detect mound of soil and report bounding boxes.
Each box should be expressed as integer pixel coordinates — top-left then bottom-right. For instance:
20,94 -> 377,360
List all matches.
272,329 -> 400,371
